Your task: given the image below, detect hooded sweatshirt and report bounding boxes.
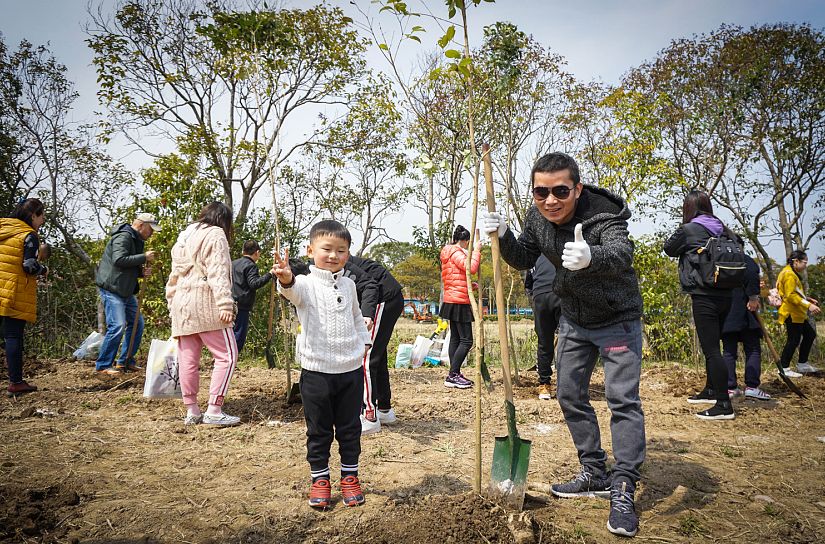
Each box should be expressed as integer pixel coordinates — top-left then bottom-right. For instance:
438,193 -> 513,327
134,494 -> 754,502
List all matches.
165,223 -> 234,337
498,185 -> 643,328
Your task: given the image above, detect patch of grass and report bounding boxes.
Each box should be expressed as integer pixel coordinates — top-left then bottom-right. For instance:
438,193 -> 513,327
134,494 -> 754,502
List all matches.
571,524 -> 590,539
719,445 -> 743,458
433,439 -> 465,459
373,445 -> 387,459
676,447 -> 689,454
677,513 -> 705,536
764,503 -> 781,517
116,395 -> 134,406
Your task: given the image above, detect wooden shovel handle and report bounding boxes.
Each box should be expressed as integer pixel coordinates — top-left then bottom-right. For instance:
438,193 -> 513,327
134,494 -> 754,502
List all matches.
482,143 -> 514,404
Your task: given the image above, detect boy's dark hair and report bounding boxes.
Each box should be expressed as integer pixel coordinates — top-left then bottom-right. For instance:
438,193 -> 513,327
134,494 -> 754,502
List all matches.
452,225 -> 471,243
242,240 -> 261,255
309,219 -> 351,246
531,152 -> 580,187
788,249 -> 807,266
11,198 -> 45,228
197,201 -> 233,242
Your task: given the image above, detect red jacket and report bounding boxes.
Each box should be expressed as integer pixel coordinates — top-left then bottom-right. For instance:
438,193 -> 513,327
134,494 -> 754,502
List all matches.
440,244 -> 480,304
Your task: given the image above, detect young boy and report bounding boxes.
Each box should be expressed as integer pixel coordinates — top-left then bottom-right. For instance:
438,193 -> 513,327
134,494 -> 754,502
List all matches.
273,220 -> 372,509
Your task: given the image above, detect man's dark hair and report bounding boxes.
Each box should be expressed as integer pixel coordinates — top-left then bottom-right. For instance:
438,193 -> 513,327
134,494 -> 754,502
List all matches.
242,240 -> 261,255
309,219 -> 351,246
531,152 -> 580,187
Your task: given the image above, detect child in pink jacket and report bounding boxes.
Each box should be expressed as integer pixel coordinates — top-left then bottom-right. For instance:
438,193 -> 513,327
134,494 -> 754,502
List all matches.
165,202 -> 239,426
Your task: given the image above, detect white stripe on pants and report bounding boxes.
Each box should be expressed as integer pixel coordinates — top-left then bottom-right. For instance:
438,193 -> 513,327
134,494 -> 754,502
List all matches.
177,327 -> 238,407
361,302 -> 384,417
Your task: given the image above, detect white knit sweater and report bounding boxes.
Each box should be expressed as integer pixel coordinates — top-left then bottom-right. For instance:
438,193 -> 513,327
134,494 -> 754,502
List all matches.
278,266 -> 372,374
165,223 -> 234,337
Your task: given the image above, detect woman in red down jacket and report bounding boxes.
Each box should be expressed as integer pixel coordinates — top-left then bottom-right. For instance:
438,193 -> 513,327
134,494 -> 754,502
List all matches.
439,225 -> 481,390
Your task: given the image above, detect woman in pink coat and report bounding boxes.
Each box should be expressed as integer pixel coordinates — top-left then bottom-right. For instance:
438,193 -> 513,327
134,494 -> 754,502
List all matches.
166,202 -> 239,426
439,225 -> 481,389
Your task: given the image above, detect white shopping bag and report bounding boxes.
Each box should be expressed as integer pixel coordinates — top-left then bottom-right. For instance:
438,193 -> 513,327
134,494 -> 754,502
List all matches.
143,338 -> 182,398
410,335 -> 434,368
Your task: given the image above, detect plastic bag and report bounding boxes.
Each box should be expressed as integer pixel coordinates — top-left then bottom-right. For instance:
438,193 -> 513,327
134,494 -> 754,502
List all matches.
395,343 -> 413,368
768,288 -> 782,308
73,331 -> 104,360
410,335 -> 434,368
143,338 -> 182,398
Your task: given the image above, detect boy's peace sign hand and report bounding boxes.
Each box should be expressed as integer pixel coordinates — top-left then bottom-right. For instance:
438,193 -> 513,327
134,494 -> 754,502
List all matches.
273,248 -> 294,285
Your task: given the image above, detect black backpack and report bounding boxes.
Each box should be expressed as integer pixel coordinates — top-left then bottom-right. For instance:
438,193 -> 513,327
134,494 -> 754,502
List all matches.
685,224 -> 746,289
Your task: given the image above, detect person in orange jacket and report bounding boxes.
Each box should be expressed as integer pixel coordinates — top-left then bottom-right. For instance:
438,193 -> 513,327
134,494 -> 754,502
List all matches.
438,225 -> 481,389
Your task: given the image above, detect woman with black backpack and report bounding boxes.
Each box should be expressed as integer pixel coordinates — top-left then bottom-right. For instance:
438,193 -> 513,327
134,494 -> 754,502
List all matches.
664,190 -> 745,420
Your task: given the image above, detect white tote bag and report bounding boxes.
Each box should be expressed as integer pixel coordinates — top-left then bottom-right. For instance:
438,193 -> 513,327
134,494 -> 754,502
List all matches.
143,338 -> 182,398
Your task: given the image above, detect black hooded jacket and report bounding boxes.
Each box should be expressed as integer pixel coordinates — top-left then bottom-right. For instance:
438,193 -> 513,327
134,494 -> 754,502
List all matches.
498,185 -> 643,328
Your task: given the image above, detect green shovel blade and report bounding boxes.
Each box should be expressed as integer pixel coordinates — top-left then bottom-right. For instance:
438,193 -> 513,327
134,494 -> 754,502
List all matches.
490,400 -> 531,510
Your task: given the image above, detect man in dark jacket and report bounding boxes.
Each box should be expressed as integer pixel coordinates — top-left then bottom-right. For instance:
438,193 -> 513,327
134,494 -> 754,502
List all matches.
483,152 -> 644,538
721,254 -> 769,400
524,255 -> 561,400
95,213 -> 159,373
232,240 -> 275,353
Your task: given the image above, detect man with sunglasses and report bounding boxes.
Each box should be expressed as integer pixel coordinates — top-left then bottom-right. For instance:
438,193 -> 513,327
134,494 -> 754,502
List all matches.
482,152 -> 645,538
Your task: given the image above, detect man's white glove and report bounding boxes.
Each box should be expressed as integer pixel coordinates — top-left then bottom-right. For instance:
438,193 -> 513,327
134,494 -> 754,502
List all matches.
562,224 -> 591,271
481,211 -> 507,238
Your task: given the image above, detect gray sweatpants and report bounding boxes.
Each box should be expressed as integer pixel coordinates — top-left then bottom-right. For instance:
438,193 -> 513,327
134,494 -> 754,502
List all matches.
555,316 -> 646,484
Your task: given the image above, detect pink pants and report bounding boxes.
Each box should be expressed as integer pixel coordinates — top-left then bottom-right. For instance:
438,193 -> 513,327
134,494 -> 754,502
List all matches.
177,328 -> 238,407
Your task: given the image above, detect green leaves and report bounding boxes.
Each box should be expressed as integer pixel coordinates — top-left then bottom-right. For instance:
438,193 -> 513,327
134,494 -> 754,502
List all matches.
444,49 -> 461,59
438,26 -> 456,48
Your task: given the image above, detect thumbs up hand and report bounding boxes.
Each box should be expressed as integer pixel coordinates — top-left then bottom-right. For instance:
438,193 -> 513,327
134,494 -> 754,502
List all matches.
562,224 -> 591,271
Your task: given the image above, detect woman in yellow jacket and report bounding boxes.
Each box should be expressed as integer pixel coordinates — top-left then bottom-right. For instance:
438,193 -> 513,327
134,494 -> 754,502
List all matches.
777,250 -> 821,376
0,198 -> 48,396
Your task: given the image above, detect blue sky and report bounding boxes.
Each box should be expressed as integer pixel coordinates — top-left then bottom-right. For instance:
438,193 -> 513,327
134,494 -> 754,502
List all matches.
2,0 -> 824,258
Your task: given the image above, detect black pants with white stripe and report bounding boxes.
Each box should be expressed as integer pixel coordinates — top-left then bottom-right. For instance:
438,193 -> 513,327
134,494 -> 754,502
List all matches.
301,368 -> 363,474
363,291 -> 404,413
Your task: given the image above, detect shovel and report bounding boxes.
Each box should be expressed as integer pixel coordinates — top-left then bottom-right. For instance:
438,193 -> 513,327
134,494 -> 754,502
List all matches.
753,311 -> 806,399
483,144 -> 531,510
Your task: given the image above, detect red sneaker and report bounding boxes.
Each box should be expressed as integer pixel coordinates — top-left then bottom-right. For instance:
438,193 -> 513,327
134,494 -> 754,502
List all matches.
308,478 -> 331,509
340,475 -> 365,506
7,381 -> 38,396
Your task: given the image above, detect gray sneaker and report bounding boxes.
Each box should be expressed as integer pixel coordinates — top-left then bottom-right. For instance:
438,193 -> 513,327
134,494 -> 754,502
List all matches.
607,479 -> 638,537
550,467 -> 611,498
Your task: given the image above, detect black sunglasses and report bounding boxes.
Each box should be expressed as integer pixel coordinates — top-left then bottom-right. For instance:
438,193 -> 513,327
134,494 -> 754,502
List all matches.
532,185 -> 575,201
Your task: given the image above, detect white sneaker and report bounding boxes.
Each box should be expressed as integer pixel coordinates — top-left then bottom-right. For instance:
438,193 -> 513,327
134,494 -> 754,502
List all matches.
780,367 -> 803,378
744,387 -> 771,401
796,362 -> 820,374
183,413 -> 203,426
202,412 -> 241,426
360,413 -> 381,435
377,408 -> 397,425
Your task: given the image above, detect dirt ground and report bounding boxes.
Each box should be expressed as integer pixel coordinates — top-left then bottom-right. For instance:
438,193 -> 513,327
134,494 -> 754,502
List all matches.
2,322 -> 825,544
